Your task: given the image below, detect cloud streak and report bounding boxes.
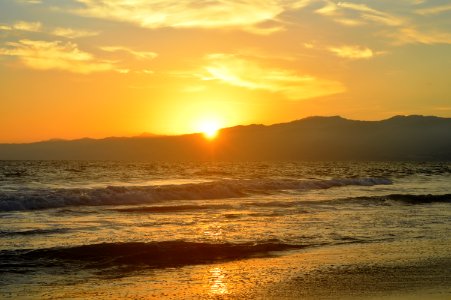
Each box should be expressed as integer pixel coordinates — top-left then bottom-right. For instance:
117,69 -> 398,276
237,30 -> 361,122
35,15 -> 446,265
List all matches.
415,4 -> 451,15
387,27 -> 451,45
328,45 -> 374,59
71,0 -> 297,33
315,1 -> 404,27
199,54 -> 345,100
100,46 -> 158,60
51,27 -> 99,39
0,20 -> 99,39
16,0 -> 41,4
0,39 -> 114,73
0,21 -> 42,32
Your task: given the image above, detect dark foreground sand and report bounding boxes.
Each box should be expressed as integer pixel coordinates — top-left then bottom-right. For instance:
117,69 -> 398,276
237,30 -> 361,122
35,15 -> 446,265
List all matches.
3,238 -> 450,299
262,241 -> 451,300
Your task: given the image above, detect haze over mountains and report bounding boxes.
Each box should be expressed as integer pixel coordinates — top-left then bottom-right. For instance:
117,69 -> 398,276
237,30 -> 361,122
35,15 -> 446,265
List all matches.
1,116 -> 450,161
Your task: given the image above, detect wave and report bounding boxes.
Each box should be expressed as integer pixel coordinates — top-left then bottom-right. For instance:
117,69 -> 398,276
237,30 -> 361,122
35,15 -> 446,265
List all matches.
356,193 -> 451,205
0,228 -> 70,237
192,169 -> 233,176
0,241 -> 306,271
112,202 -> 300,214
1,169 -> 28,177
113,204 -> 233,213
0,177 -> 392,211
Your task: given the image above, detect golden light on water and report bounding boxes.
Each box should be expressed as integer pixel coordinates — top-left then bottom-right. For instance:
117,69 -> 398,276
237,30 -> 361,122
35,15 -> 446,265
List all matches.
202,223 -> 224,241
208,267 -> 228,295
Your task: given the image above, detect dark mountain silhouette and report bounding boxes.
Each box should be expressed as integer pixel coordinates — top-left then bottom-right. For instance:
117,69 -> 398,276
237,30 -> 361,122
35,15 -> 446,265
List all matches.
1,115 -> 450,161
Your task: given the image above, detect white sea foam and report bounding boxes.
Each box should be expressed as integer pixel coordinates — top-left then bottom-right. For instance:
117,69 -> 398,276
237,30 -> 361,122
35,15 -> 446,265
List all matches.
0,177 -> 392,211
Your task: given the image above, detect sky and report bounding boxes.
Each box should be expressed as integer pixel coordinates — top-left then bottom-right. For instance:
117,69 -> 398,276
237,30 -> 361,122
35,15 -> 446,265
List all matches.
0,0 -> 450,142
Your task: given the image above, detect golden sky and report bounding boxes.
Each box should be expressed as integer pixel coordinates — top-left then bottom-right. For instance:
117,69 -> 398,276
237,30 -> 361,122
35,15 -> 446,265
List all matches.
1,0 -> 450,142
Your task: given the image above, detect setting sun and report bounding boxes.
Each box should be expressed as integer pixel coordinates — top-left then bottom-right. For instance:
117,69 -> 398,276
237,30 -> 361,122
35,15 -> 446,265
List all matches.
198,120 -> 220,139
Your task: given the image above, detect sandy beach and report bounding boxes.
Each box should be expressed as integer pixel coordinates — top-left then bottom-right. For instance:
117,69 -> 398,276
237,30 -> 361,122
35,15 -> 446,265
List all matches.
265,239 -> 451,300
4,238 -> 448,299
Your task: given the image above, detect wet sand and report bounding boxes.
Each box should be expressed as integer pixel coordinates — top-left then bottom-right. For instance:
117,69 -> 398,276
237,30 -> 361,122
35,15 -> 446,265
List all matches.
263,240 -> 451,300
5,238 -> 449,299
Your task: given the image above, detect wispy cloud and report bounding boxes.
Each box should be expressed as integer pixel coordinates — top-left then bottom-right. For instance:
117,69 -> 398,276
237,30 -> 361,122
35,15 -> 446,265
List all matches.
199,53 -> 345,100
334,18 -> 364,27
99,46 -> 158,60
336,2 -> 403,26
140,69 -> 155,75
328,45 -> 375,59
313,1 -> 451,46
315,1 -> 338,16
71,0 -> 294,33
0,21 -> 42,32
316,1 -> 404,27
51,27 -> 99,39
13,21 -> 42,32
0,39 -> 114,73
0,20 -> 100,39
16,0 -> 41,4
415,4 -> 451,15
387,27 -> 451,45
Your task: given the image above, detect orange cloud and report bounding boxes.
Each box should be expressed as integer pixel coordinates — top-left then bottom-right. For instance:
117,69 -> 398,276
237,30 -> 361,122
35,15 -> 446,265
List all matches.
99,46 -> 158,60
71,0 -> 308,33
328,45 -> 374,59
0,20 -> 99,39
0,21 -> 42,32
316,1 -> 404,27
200,54 -> 345,100
387,27 -> 451,45
415,4 -> 451,15
74,0 -> 279,27
51,27 -> 99,38
0,39 -> 114,73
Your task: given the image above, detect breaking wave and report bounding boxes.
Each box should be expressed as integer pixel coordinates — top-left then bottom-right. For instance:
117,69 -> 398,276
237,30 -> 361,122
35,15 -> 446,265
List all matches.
0,241 -> 306,271
355,193 -> 451,205
0,177 -> 392,211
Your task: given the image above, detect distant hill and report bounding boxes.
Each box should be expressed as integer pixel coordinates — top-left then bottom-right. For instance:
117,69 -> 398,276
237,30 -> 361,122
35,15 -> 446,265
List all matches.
1,115 -> 450,161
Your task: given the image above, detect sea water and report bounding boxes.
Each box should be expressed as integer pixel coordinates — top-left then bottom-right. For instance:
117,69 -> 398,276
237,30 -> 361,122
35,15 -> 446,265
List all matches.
0,161 -> 450,298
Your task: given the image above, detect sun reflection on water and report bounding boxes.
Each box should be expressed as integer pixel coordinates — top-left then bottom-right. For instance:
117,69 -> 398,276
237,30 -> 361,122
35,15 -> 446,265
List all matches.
202,223 -> 224,241
208,267 -> 228,295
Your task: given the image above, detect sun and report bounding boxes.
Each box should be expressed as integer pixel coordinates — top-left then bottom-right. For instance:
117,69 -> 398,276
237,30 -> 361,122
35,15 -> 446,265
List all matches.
198,120 -> 220,139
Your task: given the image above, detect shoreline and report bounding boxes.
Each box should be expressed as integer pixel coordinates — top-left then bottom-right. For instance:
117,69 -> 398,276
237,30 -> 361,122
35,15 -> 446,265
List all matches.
263,240 -> 451,299
3,238 -> 450,299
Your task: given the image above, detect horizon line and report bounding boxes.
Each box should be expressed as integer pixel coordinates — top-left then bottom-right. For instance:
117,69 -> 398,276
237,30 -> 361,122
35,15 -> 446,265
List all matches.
1,114 -> 448,145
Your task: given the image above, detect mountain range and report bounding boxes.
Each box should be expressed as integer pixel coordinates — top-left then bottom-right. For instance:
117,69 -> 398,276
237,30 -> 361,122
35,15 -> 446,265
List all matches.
1,115 -> 450,161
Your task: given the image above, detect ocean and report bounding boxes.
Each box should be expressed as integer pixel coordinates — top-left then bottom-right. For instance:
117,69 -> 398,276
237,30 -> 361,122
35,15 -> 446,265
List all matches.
1,161 -> 450,299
